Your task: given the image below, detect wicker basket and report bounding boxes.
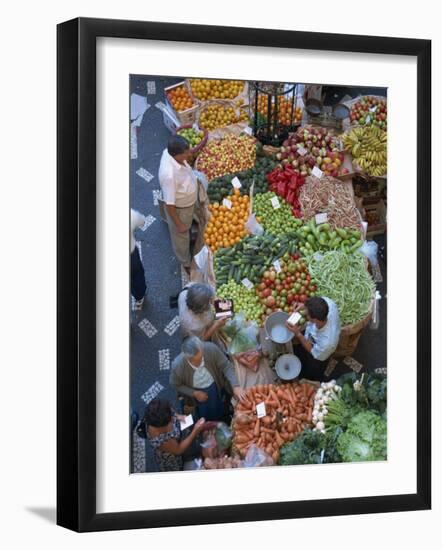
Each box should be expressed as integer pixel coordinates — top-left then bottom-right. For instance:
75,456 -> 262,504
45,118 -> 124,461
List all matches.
333,298 -> 374,358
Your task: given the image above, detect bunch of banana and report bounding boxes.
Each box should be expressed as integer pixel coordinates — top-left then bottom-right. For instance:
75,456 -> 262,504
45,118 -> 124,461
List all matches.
341,126 -> 387,177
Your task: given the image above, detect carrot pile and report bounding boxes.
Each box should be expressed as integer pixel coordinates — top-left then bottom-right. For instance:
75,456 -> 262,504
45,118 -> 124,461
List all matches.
233,382 -> 316,463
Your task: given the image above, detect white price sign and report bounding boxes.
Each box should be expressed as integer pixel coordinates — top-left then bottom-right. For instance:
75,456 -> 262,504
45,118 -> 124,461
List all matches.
273,259 -> 282,273
222,198 -> 232,209
243,126 -> 253,135
271,196 -> 281,209
256,402 -> 267,418
369,106 -> 377,113
312,166 -> 323,178
241,278 -> 254,290
297,147 -> 307,156
231,177 -> 242,189
365,115 -> 371,124
315,212 -> 328,224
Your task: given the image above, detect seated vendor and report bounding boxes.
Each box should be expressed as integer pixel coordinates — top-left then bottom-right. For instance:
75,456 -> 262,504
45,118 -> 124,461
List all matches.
170,336 -> 246,421
286,296 -> 341,381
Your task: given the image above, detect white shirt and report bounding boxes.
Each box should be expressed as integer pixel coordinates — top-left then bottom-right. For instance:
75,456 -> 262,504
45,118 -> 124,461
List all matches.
188,360 -> 215,389
131,209 -> 145,253
158,149 -> 198,208
304,297 -> 341,361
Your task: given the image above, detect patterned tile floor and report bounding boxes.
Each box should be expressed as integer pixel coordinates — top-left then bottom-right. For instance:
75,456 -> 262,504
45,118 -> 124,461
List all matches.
130,75 -> 185,473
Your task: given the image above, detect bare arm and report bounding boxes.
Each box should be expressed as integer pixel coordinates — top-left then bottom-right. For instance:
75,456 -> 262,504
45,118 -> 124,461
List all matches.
159,418 -> 205,456
201,318 -> 227,341
295,331 -> 313,354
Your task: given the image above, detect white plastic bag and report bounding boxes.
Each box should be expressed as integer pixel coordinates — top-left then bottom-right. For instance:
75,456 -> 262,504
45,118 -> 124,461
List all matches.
245,213 -> 264,236
359,240 -> 383,282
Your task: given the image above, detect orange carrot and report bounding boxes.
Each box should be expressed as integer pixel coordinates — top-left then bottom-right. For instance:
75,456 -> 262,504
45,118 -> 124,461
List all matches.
254,419 -> 260,437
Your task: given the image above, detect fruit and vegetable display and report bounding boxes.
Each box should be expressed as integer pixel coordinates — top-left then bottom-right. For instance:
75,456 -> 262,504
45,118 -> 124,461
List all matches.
255,94 -> 303,126
295,219 -> 362,256
299,175 -> 363,231
307,251 -> 376,325
254,255 -> 317,323
266,165 -> 305,217
207,153 -> 277,203
253,192 -> 302,236
276,126 -> 348,177
342,125 -> 387,177
214,232 -> 298,286
350,96 -> 387,129
233,382 -> 316,463
205,189 -> 249,252
278,372 -> 387,465
199,102 -> 248,131
196,134 -> 256,180
189,78 -> 245,101
176,126 -> 206,148
217,281 -> 265,324
166,85 -> 195,112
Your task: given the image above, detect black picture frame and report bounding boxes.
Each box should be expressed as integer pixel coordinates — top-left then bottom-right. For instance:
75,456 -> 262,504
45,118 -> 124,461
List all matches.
57,17 -> 431,532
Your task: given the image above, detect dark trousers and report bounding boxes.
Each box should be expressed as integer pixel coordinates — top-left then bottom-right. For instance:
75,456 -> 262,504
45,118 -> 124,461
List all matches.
131,247 -> 147,301
195,382 -> 227,422
295,344 -> 329,382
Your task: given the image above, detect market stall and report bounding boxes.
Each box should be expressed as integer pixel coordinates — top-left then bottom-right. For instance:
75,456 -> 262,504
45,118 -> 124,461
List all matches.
159,80 -> 386,471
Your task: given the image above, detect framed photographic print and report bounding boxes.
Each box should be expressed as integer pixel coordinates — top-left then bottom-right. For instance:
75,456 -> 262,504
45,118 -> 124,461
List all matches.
57,17 -> 431,532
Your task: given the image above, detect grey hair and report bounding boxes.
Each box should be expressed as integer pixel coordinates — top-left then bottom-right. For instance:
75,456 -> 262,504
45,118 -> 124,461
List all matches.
181,336 -> 203,358
186,284 -> 215,315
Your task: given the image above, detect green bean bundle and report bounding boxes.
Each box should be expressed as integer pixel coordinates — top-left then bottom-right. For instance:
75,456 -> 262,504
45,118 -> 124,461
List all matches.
307,251 -> 375,326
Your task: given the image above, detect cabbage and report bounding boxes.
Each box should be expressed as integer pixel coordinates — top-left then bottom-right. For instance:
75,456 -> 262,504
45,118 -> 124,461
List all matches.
337,410 -> 387,462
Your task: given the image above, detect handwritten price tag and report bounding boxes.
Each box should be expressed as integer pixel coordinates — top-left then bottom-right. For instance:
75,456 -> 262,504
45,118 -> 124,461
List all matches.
256,402 -> 267,418
365,115 -> 371,124
273,259 -> 282,273
241,278 -> 254,290
192,123 -> 199,131
312,166 -> 323,179
297,146 -> 307,156
271,196 -> 281,209
231,177 -> 242,189
222,198 -> 232,209
315,212 -> 328,224
243,126 -> 253,135
369,106 -> 377,113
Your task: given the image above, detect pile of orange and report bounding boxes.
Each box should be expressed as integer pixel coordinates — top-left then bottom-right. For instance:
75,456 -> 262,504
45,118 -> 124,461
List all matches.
256,94 -> 302,125
204,189 -> 250,252
167,86 -> 194,112
190,79 -> 244,101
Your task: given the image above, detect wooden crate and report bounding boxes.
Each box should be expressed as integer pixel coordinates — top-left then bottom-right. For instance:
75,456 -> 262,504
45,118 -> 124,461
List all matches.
164,81 -> 199,126
364,200 -> 387,237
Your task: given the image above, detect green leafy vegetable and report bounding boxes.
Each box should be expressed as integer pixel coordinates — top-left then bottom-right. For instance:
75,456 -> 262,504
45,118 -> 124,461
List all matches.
337,372 -> 387,414
337,410 -> 387,462
279,427 -> 343,466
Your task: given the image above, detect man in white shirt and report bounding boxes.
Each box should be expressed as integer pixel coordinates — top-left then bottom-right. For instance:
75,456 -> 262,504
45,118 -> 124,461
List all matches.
158,135 -> 198,274
286,296 -> 341,381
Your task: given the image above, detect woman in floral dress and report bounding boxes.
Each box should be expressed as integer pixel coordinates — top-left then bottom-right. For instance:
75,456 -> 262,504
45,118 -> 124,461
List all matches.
144,398 -> 206,471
